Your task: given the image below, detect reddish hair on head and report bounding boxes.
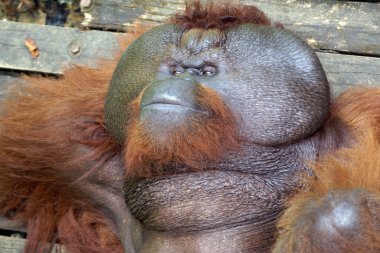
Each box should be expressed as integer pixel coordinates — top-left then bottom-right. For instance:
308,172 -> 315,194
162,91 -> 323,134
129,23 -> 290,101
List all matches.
170,0 -> 273,30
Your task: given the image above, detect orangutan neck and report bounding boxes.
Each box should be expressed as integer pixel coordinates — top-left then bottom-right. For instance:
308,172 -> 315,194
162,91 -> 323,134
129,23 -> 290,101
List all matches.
123,138 -> 319,253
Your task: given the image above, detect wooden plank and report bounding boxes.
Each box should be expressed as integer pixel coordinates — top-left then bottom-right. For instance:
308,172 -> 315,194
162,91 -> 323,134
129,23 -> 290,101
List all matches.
316,52 -> 380,96
0,21 -> 123,74
244,0 -> 380,55
0,236 -> 25,253
0,216 -> 26,233
81,0 -> 184,29
0,217 -> 60,253
81,0 -> 380,56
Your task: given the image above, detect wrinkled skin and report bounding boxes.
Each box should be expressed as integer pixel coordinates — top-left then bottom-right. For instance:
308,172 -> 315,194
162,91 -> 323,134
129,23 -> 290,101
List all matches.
104,24 -> 333,253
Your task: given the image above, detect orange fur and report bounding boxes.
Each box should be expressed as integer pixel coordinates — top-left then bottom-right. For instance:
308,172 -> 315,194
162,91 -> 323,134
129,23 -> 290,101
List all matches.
124,86 -> 240,178
170,0 -> 273,30
274,128 -> 380,253
273,87 -> 380,253
0,64 -> 122,252
330,87 -> 380,141
0,27 -> 149,252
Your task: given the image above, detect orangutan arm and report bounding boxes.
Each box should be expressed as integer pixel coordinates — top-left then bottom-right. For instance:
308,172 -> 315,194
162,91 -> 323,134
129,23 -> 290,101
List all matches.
273,87 -> 380,253
0,63 -> 129,253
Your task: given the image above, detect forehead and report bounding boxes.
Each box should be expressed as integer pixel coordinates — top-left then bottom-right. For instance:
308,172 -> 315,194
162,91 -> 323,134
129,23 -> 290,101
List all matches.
179,28 -> 226,55
160,24 -> 295,68
164,24 -> 290,54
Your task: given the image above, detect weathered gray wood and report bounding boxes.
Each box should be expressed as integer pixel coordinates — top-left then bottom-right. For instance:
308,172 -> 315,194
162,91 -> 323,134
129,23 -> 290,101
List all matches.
0,236 -> 25,253
0,235 -> 65,253
316,52 -> 380,96
0,21 -> 123,74
81,0 -> 380,56
81,0 -> 185,29
1,52 -> 379,99
0,216 -> 26,233
245,0 -> 380,56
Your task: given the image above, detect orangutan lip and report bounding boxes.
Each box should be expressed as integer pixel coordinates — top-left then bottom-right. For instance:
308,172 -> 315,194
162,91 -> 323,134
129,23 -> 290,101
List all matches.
142,102 -> 197,110
141,103 -> 209,117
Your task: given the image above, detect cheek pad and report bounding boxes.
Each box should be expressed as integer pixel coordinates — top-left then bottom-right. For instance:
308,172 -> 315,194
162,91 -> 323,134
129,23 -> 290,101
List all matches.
222,25 -> 330,145
105,24 -> 182,143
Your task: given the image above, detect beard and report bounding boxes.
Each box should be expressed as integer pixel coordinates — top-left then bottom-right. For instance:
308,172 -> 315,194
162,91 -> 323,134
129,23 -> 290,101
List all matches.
123,85 -> 241,178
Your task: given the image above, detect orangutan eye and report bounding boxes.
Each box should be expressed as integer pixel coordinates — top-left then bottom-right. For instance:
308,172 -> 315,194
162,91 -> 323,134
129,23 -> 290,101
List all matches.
170,66 -> 185,76
201,65 -> 217,76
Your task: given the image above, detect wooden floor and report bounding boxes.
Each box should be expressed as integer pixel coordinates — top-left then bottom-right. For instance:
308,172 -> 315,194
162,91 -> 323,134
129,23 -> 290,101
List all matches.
0,0 -> 379,252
